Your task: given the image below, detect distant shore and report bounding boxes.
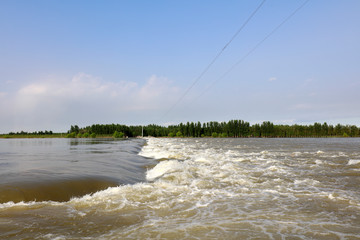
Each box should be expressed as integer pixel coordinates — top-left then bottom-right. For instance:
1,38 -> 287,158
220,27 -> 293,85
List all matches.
1,120 -> 359,139
1,134 -> 358,139
0,134 -> 64,139
0,134 -> 111,139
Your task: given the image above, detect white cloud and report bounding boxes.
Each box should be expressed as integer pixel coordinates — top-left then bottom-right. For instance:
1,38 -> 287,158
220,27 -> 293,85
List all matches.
14,72 -> 178,107
133,75 -> 179,110
0,92 -> 7,98
18,84 -> 47,95
15,73 -> 137,99
0,73 -> 180,132
268,77 -> 277,82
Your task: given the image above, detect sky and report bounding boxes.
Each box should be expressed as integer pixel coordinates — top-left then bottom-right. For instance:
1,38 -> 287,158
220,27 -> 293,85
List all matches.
1,0 -> 360,133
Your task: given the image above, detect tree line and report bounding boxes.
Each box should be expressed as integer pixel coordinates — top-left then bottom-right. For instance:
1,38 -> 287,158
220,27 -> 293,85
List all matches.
7,130 -> 54,135
68,120 -> 360,138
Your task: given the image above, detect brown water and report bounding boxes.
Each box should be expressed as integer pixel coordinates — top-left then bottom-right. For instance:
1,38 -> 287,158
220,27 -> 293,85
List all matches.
1,137 -> 360,239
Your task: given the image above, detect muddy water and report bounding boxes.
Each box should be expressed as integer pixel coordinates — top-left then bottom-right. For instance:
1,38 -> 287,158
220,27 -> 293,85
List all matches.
0,137 -> 359,239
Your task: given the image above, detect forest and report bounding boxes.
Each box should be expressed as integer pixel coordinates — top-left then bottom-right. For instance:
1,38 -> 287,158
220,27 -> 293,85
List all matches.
68,120 -> 360,138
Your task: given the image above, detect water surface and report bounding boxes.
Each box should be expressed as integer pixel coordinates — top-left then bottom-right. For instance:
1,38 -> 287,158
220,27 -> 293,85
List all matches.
1,137 -> 359,239
0,138 -> 149,202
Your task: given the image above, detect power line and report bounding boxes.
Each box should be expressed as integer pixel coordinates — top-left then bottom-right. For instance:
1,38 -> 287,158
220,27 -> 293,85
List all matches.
159,0 -> 267,122
194,0 -> 310,101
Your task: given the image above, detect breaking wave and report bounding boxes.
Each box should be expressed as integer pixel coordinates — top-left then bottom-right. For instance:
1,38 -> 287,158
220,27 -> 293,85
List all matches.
1,137 -> 360,239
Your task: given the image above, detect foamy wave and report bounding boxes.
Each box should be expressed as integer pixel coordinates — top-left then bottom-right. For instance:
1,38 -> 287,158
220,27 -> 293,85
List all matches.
0,199 -> 62,209
139,138 -> 180,160
2,137 -> 360,239
294,178 -> 320,186
0,201 -> 32,209
348,159 -> 360,165
146,160 -> 183,181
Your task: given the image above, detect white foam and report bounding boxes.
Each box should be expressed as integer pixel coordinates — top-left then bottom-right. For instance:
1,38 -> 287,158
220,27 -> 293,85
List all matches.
267,166 -> 286,173
328,193 -> 336,200
194,157 -> 211,164
292,152 -> 302,157
294,178 -> 320,186
315,160 -> 323,165
43,234 -> 66,240
0,200 -> 63,209
348,159 -> 360,165
146,160 -> 183,181
2,138 -> 360,239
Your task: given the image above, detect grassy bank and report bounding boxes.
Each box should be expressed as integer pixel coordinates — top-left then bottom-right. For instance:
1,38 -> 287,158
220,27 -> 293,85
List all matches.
0,134 -> 122,139
0,133 -> 66,139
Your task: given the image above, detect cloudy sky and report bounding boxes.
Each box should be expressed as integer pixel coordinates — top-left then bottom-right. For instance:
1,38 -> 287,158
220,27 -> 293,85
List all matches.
1,0 -> 359,133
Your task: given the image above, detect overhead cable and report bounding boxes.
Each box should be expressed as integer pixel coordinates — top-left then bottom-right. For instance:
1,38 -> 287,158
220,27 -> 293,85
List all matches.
159,0 -> 267,121
194,0 -> 310,101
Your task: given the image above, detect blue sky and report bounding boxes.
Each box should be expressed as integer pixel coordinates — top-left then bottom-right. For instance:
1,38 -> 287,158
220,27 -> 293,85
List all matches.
1,0 -> 359,133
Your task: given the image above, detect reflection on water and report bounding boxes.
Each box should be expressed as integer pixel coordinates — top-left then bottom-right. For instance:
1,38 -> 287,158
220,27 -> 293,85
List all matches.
69,138 -> 116,146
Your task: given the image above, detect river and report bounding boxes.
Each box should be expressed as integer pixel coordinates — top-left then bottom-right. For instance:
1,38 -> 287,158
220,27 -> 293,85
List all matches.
0,137 -> 359,239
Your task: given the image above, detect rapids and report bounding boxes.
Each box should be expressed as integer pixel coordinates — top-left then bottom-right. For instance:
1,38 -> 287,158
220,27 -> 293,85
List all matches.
0,137 -> 359,239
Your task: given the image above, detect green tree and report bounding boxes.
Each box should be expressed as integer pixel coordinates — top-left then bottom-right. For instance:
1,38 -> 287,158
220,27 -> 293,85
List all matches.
113,131 -> 124,138
335,124 -> 343,136
66,120 -> 359,139
261,121 -> 274,137
66,132 -> 76,138
350,125 -> 359,137
321,122 -> 329,136
314,122 -> 322,137
252,124 -> 261,137
70,125 -> 80,134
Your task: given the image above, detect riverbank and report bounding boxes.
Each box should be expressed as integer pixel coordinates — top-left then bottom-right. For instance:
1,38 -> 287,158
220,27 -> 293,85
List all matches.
0,134 -> 118,139
0,133 -> 65,138
1,134 -> 357,139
